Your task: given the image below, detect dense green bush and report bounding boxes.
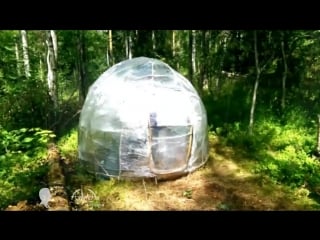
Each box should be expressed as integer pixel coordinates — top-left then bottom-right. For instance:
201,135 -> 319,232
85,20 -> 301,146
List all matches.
217,111 -> 320,191
0,127 -> 55,209
254,146 -> 320,189
215,121 -> 275,155
0,77 -> 52,130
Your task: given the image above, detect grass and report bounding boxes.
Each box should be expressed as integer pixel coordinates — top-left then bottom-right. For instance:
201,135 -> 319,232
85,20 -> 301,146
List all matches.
57,128 -> 320,211
58,127 -> 78,164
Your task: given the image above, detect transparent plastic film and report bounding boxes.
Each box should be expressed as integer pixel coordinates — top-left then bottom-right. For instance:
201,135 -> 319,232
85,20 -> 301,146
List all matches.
78,57 -> 208,179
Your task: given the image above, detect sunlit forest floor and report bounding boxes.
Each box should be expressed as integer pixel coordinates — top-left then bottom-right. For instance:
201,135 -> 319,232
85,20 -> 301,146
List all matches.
5,130 -> 320,211
57,133 -> 320,211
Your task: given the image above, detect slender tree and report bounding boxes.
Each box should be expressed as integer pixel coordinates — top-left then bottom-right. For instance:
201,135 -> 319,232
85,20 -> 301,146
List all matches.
152,30 -> 156,51
77,30 -> 88,105
108,30 -> 114,65
125,31 -> 132,59
249,31 -> 261,135
46,30 -> 58,117
188,30 -> 197,84
249,31 -> 274,134
14,39 -> 21,76
280,32 -> 288,111
21,30 -> 31,78
51,30 -> 58,61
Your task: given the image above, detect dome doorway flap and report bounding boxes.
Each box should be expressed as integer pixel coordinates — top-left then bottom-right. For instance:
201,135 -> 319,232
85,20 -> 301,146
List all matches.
148,123 -> 193,175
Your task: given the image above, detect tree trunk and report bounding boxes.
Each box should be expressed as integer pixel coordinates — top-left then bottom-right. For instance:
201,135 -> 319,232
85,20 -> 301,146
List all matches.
77,31 -> 88,105
215,31 -> 228,95
175,31 -> 181,69
152,30 -> 156,51
15,41 -> 21,76
128,31 -> 132,59
108,30 -> 114,65
172,30 -> 176,58
199,30 -> 208,94
46,30 -> 58,117
215,34 -> 220,90
106,35 -> 110,67
192,30 -> 197,79
249,31 -> 261,135
280,33 -> 288,111
126,31 -> 132,59
125,31 -> 129,59
51,30 -> 58,62
39,54 -> 44,81
188,30 -> 194,84
21,30 -> 31,78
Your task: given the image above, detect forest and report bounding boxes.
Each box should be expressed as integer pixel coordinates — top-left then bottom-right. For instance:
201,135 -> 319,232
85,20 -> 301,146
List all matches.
1,30 -> 320,210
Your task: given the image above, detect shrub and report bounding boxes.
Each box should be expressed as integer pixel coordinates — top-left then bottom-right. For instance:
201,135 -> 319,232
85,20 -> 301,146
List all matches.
254,145 -> 320,189
0,127 -> 55,209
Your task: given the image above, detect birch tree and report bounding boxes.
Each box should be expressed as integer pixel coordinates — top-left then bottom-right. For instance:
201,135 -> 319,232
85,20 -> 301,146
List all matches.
21,30 -> 31,78
15,38 -> 21,76
108,30 -> 114,65
51,30 -> 58,61
188,30 -> 197,84
125,30 -> 132,59
46,30 -> 58,113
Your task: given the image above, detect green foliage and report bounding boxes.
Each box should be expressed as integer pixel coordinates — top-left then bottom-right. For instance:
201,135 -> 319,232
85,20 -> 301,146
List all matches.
0,127 -> 54,209
202,78 -> 251,128
253,117 -> 315,154
269,127 -> 314,153
216,109 -> 320,192
254,146 -> 320,189
215,121 -> 274,156
0,76 -> 51,130
0,127 -> 55,155
57,127 -> 78,161
183,189 -> 193,199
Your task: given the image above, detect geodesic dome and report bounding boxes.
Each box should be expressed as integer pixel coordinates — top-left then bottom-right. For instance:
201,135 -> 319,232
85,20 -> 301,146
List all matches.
78,57 -> 208,180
